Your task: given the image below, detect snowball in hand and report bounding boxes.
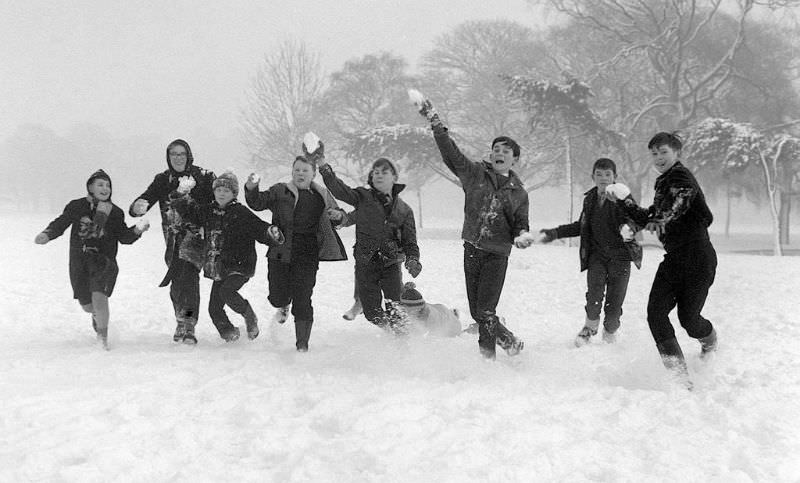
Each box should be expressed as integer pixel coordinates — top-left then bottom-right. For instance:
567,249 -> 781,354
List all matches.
303,132 -> 321,155
178,176 -> 196,193
135,218 -> 150,232
620,223 -> 634,241
408,88 -> 425,107
249,173 -> 261,185
133,199 -> 149,215
605,183 -> 631,199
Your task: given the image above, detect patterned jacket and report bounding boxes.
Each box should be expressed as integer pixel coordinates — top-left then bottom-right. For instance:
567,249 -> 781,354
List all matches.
432,126 -> 529,257
319,165 -> 419,267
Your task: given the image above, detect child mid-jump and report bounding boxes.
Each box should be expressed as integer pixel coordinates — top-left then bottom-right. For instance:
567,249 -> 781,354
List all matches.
413,91 -> 529,359
171,171 -> 284,343
35,169 -> 150,349
539,158 -> 642,347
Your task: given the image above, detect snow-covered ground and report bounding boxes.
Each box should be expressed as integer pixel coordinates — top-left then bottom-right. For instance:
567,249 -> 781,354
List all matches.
2,214 -> 799,482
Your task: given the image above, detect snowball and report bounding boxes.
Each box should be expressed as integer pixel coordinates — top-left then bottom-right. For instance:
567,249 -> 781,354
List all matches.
407,88 -> 425,106
620,224 -> 634,241
605,183 -> 630,199
249,173 -> 261,184
178,176 -> 196,192
303,132 -> 320,154
135,218 -> 150,231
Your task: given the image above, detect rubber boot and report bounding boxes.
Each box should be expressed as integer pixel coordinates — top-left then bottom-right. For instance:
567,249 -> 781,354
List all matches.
494,317 -> 524,356
478,316 -> 498,360
244,304 -> 259,340
182,318 -> 198,345
699,328 -> 717,360
295,319 -> 312,352
656,338 -> 692,389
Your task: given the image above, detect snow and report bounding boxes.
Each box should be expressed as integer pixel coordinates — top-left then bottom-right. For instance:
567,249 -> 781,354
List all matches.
3,214 -> 799,481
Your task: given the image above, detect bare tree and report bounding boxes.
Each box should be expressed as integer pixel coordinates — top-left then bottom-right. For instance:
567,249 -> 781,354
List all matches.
240,39 -> 326,176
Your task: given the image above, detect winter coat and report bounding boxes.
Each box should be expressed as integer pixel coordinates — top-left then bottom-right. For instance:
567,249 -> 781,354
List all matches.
432,126 -> 529,257
617,161 -> 713,253
555,187 -> 643,270
43,197 -> 141,263
244,181 -> 347,264
171,196 -> 276,281
319,165 -> 420,267
128,140 -> 215,280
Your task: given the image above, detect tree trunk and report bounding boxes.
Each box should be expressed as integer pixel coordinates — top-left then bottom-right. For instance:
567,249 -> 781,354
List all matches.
416,188 -> 424,230
759,149 -> 783,256
725,179 -> 732,239
779,191 -> 790,245
565,134 -> 574,247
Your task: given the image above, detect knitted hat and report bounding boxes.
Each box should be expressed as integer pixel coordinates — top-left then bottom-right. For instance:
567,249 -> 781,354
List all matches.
400,282 -> 424,307
86,169 -> 112,196
213,171 -> 239,197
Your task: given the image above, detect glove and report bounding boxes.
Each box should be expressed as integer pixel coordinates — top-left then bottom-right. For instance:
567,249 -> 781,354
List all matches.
302,138 -> 325,162
405,258 -> 422,278
267,225 -> 285,246
134,218 -> 151,235
132,198 -> 149,216
245,173 -> 260,191
302,132 -> 323,157
513,231 -> 536,248
408,89 -> 442,127
34,232 -> 49,245
177,176 -> 196,194
539,228 -> 558,244
605,183 -> 630,201
620,223 -> 634,242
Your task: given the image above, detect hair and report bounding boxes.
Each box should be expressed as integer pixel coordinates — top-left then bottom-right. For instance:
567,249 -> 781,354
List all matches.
647,131 -> 683,152
293,155 -> 317,172
592,158 -> 617,175
491,136 -> 521,158
367,158 -> 398,187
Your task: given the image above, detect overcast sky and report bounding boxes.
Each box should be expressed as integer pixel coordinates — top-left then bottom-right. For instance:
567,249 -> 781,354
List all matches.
1,0 -> 548,141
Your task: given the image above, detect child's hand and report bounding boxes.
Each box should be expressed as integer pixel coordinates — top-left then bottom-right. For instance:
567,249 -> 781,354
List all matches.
267,225 -> 285,246
177,176 -> 196,194
302,132 -> 323,159
245,173 -> 260,190
132,198 -> 149,216
34,232 -> 49,245
134,218 -> 150,235
409,89 -> 442,127
405,258 -> 422,278
513,231 -> 536,249
327,208 -> 344,221
538,229 -> 557,244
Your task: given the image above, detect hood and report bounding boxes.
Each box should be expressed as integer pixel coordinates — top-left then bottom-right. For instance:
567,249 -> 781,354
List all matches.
165,139 -> 194,174
86,169 -> 112,200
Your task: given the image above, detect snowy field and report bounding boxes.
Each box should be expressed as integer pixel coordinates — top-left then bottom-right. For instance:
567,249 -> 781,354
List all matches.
2,214 -> 799,482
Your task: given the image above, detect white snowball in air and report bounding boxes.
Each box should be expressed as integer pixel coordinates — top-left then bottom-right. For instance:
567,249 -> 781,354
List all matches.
408,88 -> 425,105
605,183 -> 631,199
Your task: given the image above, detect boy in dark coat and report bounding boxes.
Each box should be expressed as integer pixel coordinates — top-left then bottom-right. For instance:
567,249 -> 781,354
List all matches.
244,155 -> 347,351
35,170 -> 150,349
172,171 -> 284,343
414,95 -> 530,359
129,139 -> 216,344
606,132 -> 718,385
314,146 -> 421,335
539,158 -> 643,347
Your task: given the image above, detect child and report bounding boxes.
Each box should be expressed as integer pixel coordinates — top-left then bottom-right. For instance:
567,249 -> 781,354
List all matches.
539,158 -> 643,347
397,282 -> 462,337
129,139 -> 216,343
314,144 -> 421,335
244,155 -> 347,352
414,94 -> 530,359
606,132 -> 718,384
34,170 -> 150,349
172,171 -> 284,343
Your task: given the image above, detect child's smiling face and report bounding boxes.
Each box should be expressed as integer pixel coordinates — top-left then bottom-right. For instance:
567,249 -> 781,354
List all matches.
489,142 -> 518,176
651,144 -> 679,174
89,178 -> 111,201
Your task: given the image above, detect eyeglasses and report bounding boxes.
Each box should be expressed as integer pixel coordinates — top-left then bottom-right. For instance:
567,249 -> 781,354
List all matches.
169,152 -> 188,158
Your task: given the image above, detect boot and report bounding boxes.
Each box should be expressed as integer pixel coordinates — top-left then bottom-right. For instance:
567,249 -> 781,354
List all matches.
295,319 -> 313,352
182,318 -> 198,345
699,328 -> 717,360
221,326 -> 240,342
342,298 -> 363,321
656,338 -> 692,390
173,320 -> 186,342
244,304 -> 259,340
495,317 -> 524,356
601,329 -> 617,344
575,317 -> 600,347
477,316 -> 498,360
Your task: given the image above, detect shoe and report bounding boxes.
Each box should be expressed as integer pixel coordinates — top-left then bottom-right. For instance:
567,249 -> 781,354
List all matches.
221,327 -> 241,342
173,322 -> 186,342
244,305 -> 259,340
602,329 -> 617,344
273,305 -> 290,324
342,300 -> 363,321
574,326 -> 597,347
699,328 -> 717,360
182,325 -> 198,345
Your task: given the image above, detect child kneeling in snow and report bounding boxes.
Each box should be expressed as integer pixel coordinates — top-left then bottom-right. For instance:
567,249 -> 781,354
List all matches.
171,171 -> 285,343
397,282 -> 462,337
34,169 -> 150,349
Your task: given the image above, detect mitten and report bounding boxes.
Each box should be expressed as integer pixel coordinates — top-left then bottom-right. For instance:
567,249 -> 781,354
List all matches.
408,89 -> 442,127
405,258 -> 422,278
302,132 -> 324,159
93,201 -> 113,228
539,228 -> 558,244
245,173 -> 260,190
267,225 -> 285,246
132,198 -> 149,216
34,232 -> 49,245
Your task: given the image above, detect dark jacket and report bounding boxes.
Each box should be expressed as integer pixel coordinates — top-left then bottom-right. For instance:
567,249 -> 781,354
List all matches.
617,161 -> 713,253
128,139 -> 216,272
43,197 -> 141,262
244,181 -> 347,264
432,126 -> 529,257
555,187 -> 643,270
171,196 -> 276,281
319,165 -> 419,266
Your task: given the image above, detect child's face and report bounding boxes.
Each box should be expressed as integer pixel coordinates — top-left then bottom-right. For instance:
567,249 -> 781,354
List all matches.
292,160 -> 316,189
592,168 -> 616,192
169,145 -> 188,173
214,186 -> 234,207
371,166 -> 397,194
650,144 -> 679,174
489,142 -> 518,175
89,179 -> 111,201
